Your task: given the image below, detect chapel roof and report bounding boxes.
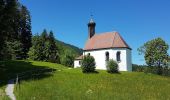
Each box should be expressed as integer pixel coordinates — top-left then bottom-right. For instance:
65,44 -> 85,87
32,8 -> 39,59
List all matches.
84,32 -> 131,51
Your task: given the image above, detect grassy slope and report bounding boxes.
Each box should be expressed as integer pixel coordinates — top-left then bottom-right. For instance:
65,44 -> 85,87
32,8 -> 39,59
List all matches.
10,61 -> 170,100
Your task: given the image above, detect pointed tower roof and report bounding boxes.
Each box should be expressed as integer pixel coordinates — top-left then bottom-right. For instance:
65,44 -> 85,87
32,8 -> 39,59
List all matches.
84,32 -> 131,51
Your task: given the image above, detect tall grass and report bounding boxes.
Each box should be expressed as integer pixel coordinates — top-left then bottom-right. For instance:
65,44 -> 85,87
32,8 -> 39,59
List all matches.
13,61 -> 170,100
0,86 -> 10,100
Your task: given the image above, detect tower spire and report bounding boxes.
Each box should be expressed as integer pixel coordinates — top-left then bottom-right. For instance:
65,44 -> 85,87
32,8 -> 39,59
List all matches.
88,14 -> 96,38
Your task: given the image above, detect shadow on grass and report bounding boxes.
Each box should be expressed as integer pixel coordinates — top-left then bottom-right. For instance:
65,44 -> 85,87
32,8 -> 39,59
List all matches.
82,71 -> 99,74
0,60 -> 56,87
107,71 -> 121,74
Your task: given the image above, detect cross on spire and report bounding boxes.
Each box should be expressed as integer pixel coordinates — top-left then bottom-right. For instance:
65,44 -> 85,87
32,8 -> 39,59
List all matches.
90,12 -> 93,19
89,12 -> 95,23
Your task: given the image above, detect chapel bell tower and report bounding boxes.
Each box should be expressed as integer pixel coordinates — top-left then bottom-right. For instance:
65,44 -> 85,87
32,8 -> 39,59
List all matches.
88,18 -> 96,39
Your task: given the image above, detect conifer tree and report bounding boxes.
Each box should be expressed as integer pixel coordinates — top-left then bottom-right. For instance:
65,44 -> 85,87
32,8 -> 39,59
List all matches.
20,5 -> 32,59
0,0 -> 5,59
48,31 -> 59,62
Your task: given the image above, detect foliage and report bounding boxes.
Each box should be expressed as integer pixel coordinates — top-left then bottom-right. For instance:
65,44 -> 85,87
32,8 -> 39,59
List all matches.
19,5 -> 32,59
0,0 -> 32,60
106,59 -> 119,73
138,38 -> 169,75
144,66 -> 170,77
132,64 -> 147,72
28,30 -> 59,63
56,39 -> 83,65
162,66 -> 170,76
81,55 -> 96,73
2,41 -> 23,60
60,50 -> 74,67
28,35 -> 42,60
56,40 -> 83,56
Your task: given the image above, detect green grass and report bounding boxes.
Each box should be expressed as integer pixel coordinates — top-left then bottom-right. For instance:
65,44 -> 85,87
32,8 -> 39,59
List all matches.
1,61 -> 170,100
0,60 -> 58,85
0,86 -> 10,100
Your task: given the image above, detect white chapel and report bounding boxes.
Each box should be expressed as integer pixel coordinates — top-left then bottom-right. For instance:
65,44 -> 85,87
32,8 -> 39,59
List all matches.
74,19 -> 132,71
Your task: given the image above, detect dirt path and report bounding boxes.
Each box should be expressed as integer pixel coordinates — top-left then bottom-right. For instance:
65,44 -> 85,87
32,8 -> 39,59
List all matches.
5,79 -> 16,100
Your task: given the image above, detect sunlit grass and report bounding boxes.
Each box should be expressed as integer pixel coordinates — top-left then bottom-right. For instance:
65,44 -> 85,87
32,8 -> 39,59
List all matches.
0,86 -> 10,100
13,61 -> 170,100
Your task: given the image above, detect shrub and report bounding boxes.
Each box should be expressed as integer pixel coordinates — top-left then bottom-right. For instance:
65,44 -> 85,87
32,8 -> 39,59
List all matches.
61,54 -> 74,67
106,59 -> 119,73
144,66 -> 170,76
162,66 -> 170,76
132,64 -> 147,72
81,55 -> 96,73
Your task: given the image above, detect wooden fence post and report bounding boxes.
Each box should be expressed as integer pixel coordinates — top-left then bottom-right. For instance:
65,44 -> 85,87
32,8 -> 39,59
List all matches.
16,74 -> 18,85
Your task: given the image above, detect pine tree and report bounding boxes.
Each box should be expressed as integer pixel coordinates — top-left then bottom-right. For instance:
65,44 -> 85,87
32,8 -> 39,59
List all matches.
0,0 -> 5,59
0,0 -> 20,59
20,5 -> 32,59
0,0 -> 32,60
48,31 -> 59,62
28,30 -> 59,63
40,29 -> 48,61
4,0 -> 20,41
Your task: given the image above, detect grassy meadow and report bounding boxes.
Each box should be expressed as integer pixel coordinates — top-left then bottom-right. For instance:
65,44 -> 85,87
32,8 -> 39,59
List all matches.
1,61 -> 170,100
0,86 -> 9,100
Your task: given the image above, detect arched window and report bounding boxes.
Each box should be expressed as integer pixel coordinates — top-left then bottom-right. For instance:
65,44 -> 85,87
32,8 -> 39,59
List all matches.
105,52 -> 109,61
116,51 -> 121,62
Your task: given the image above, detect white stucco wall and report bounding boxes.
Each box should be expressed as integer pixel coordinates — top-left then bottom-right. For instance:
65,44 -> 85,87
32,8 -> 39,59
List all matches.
83,48 -> 132,71
74,60 -> 81,68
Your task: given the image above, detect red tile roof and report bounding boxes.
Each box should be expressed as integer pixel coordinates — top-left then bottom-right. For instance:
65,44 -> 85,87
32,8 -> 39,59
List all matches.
84,32 -> 131,50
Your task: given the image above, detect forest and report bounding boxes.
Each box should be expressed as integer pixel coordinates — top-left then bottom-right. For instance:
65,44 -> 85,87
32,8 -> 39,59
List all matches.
0,0 -> 82,67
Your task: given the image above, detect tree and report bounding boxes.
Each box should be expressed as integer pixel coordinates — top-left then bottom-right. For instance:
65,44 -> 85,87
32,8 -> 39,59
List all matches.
0,0 -> 5,59
48,31 -> 59,63
61,50 -> 74,67
28,34 -> 42,60
0,0 -> 32,60
3,41 -> 23,60
0,0 -> 21,59
28,30 -> 59,63
19,5 -> 32,59
40,29 -> 49,61
4,0 -> 20,41
138,38 -> 169,74
106,59 -> 119,73
81,55 -> 96,73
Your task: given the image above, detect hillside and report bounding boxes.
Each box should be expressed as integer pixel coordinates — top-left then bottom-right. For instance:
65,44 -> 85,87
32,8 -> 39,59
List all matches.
1,61 -> 170,100
11,61 -> 170,100
56,39 -> 83,57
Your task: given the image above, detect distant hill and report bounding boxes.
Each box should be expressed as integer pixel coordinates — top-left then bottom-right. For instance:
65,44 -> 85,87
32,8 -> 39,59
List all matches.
56,40 -> 83,57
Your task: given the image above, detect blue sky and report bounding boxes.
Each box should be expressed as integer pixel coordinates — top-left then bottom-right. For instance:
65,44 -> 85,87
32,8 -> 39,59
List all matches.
20,0 -> 170,65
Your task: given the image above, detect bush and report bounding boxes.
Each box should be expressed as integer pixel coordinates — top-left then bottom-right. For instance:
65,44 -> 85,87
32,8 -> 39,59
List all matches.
106,59 -> 119,73
81,55 -> 96,73
132,64 -> 147,72
61,54 -> 74,67
144,66 -> 157,74
144,66 -> 170,76
162,66 -> 170,76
